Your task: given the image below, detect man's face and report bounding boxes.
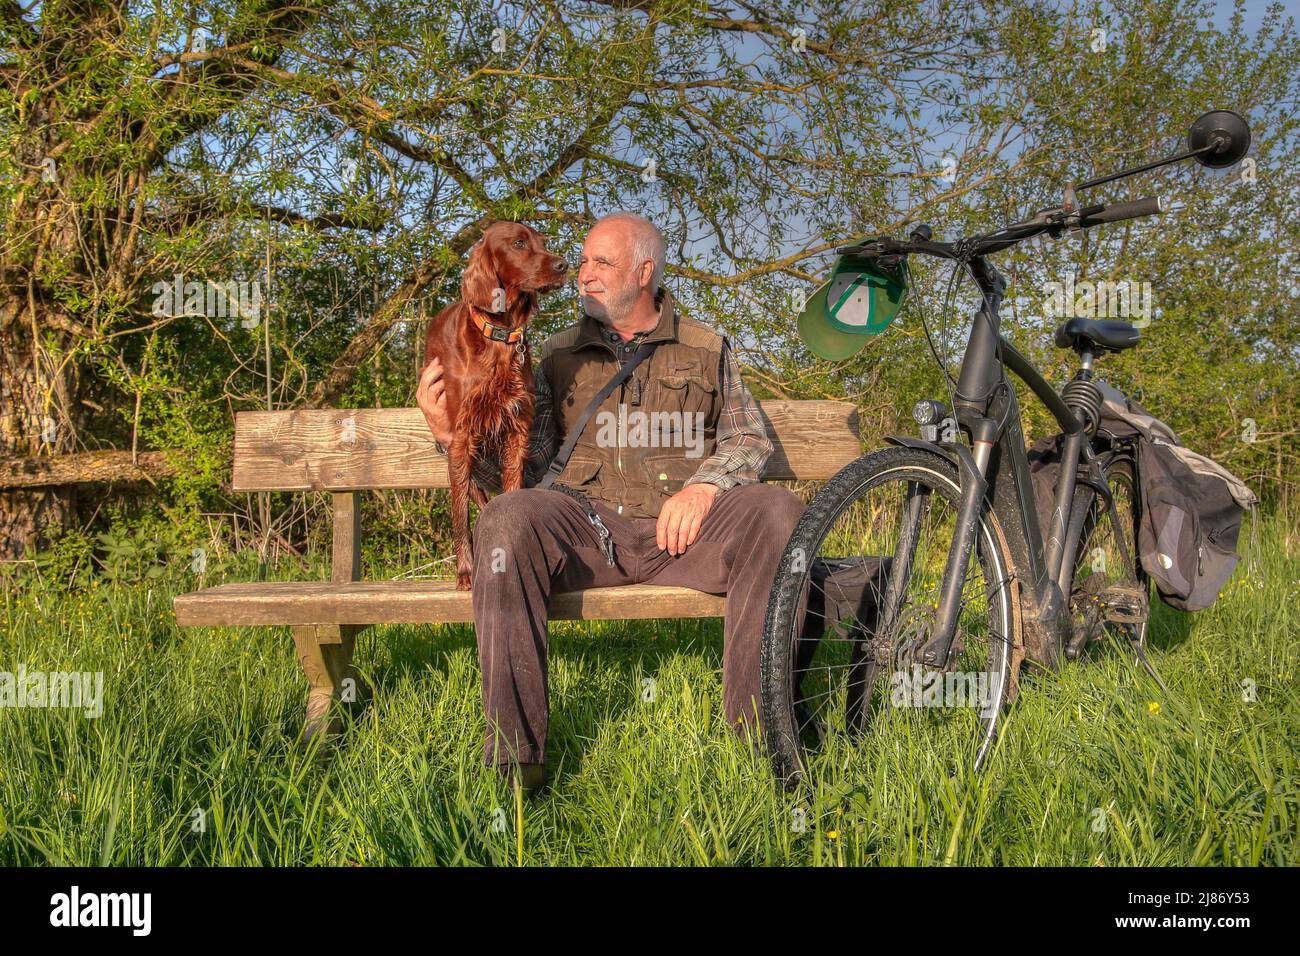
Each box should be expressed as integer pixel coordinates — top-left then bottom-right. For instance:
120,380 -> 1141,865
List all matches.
578,222 -> 645,323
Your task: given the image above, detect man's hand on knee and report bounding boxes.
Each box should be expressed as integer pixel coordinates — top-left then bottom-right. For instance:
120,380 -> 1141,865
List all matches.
656,482 -> 719,556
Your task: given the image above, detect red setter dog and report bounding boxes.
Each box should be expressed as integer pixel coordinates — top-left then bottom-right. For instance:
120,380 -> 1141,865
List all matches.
423,221 -> 569,590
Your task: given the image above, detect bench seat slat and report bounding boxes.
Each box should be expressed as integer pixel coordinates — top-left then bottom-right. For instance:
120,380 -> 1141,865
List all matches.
173,581 -> 725,627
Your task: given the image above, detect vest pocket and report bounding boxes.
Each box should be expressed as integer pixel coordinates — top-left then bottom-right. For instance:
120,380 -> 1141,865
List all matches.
560,452 -> 603,488
644,452 -> 702,497
655,370 -> 716,418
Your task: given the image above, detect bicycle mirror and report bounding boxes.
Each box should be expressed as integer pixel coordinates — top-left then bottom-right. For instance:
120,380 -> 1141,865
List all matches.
797,254 -> 909,360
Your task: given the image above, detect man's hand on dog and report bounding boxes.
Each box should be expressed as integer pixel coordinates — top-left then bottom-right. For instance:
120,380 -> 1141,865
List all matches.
418,357 -> 455,446
424,351 -> 716,555
657,482 -> 719,556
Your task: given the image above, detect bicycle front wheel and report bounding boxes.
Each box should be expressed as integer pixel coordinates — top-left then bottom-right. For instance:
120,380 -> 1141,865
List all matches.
761,445 -> 1022,789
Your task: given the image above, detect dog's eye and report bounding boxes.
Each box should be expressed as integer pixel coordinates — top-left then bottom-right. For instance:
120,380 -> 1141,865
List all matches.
513,239 -> 526,249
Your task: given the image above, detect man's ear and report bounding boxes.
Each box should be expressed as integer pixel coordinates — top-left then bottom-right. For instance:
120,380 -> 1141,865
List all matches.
638,258 -> 655,293
462,240 -> 503,312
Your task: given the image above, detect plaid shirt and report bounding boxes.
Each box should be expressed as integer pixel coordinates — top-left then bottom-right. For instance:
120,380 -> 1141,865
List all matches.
458,322 -> 772,496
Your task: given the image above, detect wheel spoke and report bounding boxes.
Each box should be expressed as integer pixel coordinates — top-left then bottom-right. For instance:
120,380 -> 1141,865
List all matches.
762,448 -> 1019,784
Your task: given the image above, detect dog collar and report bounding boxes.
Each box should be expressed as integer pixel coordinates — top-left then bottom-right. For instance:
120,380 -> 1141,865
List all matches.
468,305 -> 524,345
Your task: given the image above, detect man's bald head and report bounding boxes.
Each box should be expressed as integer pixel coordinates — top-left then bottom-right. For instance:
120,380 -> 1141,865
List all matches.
589,211 -> 665,295
579,212 -> 667,328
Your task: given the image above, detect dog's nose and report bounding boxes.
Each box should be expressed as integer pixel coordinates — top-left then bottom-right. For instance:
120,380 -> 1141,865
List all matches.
554,258 -> 569,273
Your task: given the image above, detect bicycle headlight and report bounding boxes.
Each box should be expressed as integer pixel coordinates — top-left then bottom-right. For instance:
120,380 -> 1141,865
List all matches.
912,399 -> 948,427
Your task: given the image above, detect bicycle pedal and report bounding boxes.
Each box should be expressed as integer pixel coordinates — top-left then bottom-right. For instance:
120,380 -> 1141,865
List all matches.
1099,585 -> 1147,625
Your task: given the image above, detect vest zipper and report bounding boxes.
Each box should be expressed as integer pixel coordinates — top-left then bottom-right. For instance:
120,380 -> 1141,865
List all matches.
615,335 -> 650,498
583,332 -> 654,515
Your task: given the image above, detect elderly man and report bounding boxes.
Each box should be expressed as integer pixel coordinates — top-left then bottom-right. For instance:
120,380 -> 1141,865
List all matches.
418,211 -> 807,792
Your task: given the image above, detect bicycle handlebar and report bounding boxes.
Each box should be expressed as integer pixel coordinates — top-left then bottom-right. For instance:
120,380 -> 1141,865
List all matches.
1077,195 -> 1165,227
835,195 -> 1166,263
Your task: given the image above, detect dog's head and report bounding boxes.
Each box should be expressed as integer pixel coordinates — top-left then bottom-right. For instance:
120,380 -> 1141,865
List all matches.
461,221 -> 569,316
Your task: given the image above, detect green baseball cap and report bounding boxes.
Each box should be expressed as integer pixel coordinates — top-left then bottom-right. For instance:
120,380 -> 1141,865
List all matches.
796,254 -> 909,360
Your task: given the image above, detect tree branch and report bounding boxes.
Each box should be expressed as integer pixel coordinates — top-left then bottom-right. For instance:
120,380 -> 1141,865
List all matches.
139,0 -> 325,169
0,0 -> 38,50
0,450 -> 179,489
142,187 -> 385,234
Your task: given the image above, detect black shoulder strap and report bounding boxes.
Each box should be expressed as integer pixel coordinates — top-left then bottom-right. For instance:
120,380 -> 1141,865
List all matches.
538,339 -> 661,490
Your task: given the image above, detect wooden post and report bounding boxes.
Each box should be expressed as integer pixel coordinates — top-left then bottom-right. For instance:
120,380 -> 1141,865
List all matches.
295,491 -> 369,744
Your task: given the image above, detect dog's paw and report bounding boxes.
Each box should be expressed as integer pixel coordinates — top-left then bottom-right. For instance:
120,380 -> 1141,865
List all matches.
456,571 -> 473,591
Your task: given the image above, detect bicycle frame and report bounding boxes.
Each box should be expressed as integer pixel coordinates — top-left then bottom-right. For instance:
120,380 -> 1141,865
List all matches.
888,254 -> 1119,670
845,108 -> 1253,670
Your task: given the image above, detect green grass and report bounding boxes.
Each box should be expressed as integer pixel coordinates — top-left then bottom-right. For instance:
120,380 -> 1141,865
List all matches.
0,518 -> 1296,866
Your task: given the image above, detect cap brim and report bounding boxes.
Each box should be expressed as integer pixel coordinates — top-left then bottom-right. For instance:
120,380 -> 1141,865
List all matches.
796,280 -> 875,361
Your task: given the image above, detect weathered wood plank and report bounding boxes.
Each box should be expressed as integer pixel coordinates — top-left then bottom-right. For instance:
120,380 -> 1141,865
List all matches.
759,400 -> 861,483
174,581 -> 726,626
332,492 -> 361,583
0,450 -> 178,489
230,401 -> 860,492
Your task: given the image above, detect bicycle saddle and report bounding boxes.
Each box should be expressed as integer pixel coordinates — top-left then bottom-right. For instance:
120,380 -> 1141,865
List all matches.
1053,317 -> 1140,352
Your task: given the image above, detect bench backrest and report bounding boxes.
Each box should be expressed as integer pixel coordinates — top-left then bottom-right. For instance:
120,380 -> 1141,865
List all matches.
231,402 -> 859,585
230,402 -> 861,492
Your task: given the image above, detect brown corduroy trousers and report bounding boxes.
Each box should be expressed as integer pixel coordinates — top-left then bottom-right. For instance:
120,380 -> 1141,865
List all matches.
469,482 -> 810,767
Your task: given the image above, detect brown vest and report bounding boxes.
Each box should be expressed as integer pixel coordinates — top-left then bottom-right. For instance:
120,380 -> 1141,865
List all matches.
537,289 -> 724,518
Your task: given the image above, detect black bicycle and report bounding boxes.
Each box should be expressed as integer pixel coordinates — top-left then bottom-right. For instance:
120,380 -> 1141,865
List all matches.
760,110 -> 1252,789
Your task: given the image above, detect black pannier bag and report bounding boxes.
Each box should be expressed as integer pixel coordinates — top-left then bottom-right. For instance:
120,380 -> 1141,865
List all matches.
793,557 -> 893,715
794,557 -> 890,680
1028,383 -> 1256,612
798,556 -> 891,644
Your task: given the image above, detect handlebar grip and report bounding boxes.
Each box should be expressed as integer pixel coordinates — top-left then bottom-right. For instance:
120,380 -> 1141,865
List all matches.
1078,195 -> 1165,227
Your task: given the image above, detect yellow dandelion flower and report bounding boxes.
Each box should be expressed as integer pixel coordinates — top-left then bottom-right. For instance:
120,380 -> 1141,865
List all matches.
826,829 -> 839,840
1147,701 -> 1160,715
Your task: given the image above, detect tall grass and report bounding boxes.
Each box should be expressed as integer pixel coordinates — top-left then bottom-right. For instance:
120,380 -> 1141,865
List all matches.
0,517 -> 1295,866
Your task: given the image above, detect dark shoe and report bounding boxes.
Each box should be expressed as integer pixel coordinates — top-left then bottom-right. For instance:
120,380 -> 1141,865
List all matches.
498,761 -> 549,796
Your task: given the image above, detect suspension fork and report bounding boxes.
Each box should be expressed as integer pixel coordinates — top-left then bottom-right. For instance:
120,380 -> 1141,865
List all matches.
876,480 -> 931,648
917,439 -> 989,667
915,254 -> 1006,669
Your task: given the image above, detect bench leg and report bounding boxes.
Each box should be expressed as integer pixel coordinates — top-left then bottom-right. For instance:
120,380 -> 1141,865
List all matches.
291,624 -> 368,746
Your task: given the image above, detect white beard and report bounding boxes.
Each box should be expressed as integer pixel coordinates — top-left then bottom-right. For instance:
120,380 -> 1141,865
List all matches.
588,283 -> 640,325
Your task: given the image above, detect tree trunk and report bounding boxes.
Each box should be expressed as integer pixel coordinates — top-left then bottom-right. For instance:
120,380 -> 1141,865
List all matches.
0,292 -> 77,560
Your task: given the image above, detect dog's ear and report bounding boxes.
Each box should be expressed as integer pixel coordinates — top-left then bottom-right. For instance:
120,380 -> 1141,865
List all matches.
461,237 -> 503,313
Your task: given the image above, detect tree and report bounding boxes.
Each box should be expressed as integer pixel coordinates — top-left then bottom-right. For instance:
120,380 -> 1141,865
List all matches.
1,0 -> 1032,558
1,0 -> 1295,565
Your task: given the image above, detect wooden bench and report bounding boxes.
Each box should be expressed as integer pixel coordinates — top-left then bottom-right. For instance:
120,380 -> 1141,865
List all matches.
173,402 -> 861,741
